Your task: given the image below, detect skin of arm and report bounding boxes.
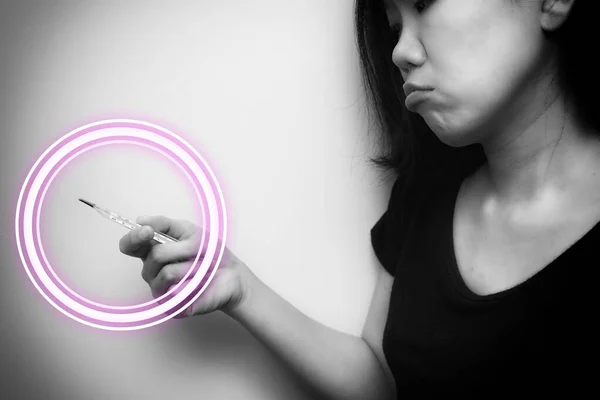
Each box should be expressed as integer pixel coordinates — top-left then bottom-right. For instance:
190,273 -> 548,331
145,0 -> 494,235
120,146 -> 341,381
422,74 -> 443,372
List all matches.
225,266 -> 396,400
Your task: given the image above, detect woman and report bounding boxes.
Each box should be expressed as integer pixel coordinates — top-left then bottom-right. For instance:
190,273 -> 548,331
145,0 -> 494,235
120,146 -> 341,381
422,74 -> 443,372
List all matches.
119,0 -> 598,397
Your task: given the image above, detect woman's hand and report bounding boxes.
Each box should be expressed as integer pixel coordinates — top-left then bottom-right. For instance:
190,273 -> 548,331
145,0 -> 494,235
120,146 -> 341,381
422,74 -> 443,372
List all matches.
118,215 -> 252,319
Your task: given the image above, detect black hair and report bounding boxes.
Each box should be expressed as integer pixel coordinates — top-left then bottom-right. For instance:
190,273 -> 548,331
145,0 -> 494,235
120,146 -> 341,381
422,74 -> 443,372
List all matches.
354,0 -> 598,223
548,1 -> 599,134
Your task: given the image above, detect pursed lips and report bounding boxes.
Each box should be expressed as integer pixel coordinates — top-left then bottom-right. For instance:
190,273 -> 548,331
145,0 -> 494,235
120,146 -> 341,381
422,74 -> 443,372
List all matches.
403,82 -> 433,97
403,82 -> 434,110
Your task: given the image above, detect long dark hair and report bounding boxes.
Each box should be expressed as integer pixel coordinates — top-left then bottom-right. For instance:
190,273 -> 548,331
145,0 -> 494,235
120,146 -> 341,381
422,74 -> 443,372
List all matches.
354,0 -> 598,202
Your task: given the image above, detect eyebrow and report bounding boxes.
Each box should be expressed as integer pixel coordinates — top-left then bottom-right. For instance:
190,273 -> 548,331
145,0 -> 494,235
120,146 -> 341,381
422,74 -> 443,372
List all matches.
383,0 -> 401,24
383,0 -> 402,17
383,0 -> 401,9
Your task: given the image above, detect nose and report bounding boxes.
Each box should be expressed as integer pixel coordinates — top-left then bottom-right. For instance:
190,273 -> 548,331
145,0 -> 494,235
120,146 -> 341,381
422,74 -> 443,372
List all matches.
391,27 -> 426,80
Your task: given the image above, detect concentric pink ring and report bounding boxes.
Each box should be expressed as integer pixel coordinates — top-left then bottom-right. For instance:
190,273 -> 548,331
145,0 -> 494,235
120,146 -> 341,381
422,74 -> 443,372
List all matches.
35,139 -> 209,309
15,120 -> 227,330
32,136 -> 210,312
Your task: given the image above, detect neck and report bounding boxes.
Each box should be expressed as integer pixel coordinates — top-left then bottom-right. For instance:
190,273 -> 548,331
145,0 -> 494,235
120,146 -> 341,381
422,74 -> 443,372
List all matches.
480,83 -> 598,206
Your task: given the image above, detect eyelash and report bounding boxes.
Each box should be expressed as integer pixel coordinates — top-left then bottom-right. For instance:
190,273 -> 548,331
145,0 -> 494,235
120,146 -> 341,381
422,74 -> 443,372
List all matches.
388,0 -> 433,35
414,0 -> 432,14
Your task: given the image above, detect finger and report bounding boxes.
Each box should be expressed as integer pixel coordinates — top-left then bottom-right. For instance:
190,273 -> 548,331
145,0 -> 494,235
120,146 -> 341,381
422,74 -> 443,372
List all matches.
119,225 -> 156,258
135,215 -> 198,240
141,239 -> 203,283
149,262 -> 191,299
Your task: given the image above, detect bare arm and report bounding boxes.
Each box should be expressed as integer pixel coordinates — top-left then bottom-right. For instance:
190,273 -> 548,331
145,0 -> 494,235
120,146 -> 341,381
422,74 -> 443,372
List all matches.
226,267 -> 396,400
361,268 -> 396,392
119,216 -> 396,400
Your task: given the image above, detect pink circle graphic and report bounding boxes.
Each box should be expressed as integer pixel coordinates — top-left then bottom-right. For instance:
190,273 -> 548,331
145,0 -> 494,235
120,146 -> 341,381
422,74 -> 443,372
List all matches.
15,119 -> 227,331
35,139 -> 210,311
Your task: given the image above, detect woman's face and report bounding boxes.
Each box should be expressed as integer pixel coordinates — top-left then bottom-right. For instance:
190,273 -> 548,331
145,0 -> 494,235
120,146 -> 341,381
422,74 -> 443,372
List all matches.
385,0 -> 554,147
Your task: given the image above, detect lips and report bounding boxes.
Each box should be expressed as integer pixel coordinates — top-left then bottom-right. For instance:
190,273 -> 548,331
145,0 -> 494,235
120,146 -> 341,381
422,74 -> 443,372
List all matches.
402,82 -> 434,110
402,82 -> 433,97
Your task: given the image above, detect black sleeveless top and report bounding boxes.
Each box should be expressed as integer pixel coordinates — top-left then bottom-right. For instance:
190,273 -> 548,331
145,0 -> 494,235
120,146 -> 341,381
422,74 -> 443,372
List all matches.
370,176 -> 596,396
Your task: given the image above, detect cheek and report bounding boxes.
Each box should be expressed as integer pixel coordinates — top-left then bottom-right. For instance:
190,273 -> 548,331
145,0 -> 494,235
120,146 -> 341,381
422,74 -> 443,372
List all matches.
431,49 -> 537,142
448,76 -> 509,122
424,2 -> 536,110
419,86 -> 508,146
423,34 -> 538,141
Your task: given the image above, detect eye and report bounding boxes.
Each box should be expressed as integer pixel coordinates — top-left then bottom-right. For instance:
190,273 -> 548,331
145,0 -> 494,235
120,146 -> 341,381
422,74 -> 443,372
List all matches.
414,0 -> 433,14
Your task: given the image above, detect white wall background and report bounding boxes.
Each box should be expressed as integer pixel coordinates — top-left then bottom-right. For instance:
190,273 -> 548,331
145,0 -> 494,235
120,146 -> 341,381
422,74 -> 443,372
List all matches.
0,1 -> 394,399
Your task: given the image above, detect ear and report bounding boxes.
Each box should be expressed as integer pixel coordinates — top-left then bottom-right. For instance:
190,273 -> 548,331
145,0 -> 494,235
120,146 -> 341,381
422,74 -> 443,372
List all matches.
541,0 -> 577,32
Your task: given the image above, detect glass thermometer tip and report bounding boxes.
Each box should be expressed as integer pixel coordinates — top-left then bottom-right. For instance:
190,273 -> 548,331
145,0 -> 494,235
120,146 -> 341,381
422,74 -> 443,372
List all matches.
78,198 -> 178,244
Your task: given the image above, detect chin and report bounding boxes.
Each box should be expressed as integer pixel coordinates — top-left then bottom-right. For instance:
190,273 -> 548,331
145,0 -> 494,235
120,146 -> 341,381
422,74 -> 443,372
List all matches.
426,121 -> 479,148
422,112 -> 482,148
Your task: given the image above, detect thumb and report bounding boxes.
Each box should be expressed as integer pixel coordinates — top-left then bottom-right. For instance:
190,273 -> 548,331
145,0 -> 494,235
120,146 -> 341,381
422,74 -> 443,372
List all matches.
136,215 -> 190,240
